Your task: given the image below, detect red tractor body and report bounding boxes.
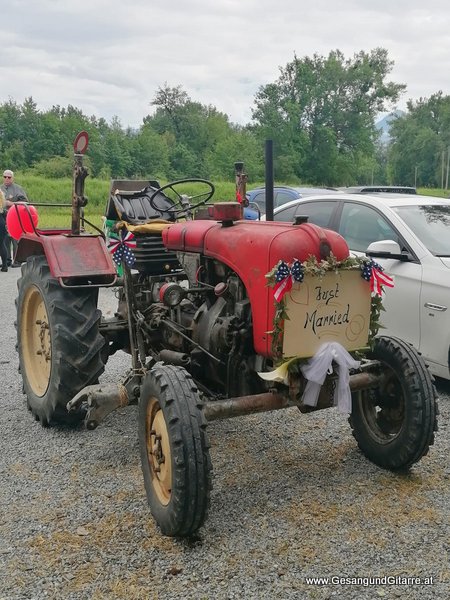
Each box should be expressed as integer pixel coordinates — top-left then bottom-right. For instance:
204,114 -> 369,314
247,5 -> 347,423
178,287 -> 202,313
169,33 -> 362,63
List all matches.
163,218 -> 348,356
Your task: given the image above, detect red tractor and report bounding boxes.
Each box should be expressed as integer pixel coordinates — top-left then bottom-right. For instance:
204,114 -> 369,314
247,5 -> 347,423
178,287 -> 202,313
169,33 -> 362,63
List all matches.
14,138 -> 438,537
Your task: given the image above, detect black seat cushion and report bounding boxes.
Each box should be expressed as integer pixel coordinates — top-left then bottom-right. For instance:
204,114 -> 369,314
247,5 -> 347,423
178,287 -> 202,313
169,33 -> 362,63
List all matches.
105,185 -> 176,224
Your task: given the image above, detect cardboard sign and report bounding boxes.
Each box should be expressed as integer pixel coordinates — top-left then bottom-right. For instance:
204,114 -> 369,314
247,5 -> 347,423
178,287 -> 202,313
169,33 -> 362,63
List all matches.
282,269 -> 371,358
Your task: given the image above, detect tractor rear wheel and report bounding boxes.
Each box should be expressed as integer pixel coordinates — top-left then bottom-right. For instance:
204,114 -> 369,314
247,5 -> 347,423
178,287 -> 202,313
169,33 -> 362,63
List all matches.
16,255 -> 105,425
138,364 -> 212,537
349,336 -> 438,470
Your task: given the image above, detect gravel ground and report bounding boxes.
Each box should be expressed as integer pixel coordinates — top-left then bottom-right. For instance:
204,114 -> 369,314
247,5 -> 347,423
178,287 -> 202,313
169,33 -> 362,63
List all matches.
0,267 -> 449,600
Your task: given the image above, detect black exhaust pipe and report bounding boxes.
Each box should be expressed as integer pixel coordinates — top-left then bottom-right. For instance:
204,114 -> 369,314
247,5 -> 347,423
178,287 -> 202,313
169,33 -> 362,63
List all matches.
265,139 -> 274,221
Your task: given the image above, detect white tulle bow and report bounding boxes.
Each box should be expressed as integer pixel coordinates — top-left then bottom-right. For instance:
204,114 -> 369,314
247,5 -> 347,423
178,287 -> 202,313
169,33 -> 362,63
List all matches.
301,342 -> 360,413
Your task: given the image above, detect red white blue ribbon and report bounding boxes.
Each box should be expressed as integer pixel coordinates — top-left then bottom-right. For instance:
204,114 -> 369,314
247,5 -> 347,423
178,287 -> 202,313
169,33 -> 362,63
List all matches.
273,259 -> 304,302
107,230 -> 136,267
361,260 -> 394,296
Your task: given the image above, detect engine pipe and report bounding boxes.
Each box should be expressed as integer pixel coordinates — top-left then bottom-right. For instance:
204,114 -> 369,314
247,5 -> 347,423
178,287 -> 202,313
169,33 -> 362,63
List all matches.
265,139 -> 274,222
158,349 -> 190,367
68,368 -> 381,429
203,370 -> 381,421
204,391 -> 288,420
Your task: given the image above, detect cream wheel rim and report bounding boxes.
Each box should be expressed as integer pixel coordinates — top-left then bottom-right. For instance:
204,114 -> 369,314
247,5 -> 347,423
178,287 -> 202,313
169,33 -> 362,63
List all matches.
21,285 -> 51,396
146,397 -> 172,505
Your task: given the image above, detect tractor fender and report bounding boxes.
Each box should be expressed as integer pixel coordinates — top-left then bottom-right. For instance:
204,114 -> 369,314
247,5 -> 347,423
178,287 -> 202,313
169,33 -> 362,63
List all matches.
16,233 -> 117,286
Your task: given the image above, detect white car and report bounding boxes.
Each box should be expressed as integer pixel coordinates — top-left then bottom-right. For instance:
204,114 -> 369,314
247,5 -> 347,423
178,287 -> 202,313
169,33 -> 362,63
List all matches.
270,192 -> 450,380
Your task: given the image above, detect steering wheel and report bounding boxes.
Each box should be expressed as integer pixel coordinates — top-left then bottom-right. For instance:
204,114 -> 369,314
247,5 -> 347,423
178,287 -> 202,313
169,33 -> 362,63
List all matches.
148,178 -> 215,217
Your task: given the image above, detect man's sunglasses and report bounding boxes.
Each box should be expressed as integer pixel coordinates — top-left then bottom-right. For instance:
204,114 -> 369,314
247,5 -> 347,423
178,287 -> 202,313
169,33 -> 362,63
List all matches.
3,175 -> 12,179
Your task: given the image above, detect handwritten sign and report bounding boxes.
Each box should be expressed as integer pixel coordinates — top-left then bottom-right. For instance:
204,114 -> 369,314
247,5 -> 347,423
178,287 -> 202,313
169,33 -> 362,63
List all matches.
282,270 -> 371,358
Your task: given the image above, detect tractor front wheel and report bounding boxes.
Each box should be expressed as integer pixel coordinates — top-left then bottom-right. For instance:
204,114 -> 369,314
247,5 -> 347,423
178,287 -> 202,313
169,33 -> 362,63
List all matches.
350,336 -> 438,470
138,364 -> 212,537
16,255 -> 105,425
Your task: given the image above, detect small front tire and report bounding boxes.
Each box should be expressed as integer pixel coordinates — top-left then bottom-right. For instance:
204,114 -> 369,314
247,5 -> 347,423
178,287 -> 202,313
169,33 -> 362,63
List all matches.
138,364 -> 212,537
350,336 -> 438,470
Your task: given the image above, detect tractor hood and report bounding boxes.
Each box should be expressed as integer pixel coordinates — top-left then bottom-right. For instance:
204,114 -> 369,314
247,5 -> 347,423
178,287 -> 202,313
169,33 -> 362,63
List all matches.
162,219 -> 349,357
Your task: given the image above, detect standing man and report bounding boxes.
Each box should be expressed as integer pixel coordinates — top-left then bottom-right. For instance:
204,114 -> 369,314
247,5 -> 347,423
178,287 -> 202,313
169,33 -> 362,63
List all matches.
1,169 -> 28,267
0,190 -> 8,271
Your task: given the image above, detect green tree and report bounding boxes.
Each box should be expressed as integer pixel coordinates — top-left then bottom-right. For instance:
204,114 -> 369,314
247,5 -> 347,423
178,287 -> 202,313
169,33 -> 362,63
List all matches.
251,48 -> 405,185
204,128 -> 264,182
31,155 -> 73,178
388,92 -> 450,187
150,83 -> 189,137
0,99 -> 26,168
147,84 -> 235,178
130,123 -> 170,178
102,117 -> 133,177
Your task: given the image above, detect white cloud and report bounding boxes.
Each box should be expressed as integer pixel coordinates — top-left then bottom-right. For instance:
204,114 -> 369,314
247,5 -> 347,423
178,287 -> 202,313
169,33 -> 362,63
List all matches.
1,0 -> 449,127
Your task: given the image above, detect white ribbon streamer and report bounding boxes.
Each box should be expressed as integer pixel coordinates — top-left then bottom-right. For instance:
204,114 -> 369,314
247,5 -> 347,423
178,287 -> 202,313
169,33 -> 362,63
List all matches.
300,342 -> 360,413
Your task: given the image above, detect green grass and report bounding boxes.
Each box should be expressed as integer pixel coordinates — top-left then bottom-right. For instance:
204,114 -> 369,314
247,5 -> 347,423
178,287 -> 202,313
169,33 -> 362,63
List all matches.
22,176 -> 239,229
14,174 -> 450,229
21,175 -> 237,207
417,187 -> 450,198
19,174 -> 110,207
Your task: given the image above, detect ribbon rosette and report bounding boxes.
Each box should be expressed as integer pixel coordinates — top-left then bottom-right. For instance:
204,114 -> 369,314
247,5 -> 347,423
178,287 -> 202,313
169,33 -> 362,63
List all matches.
107,230 -> 137,267
361,260 -> 394,296
273,259 -> 304,302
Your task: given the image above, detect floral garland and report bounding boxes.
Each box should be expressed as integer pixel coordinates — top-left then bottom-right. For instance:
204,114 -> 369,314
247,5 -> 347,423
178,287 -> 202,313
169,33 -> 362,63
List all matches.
266,253 -> 394,359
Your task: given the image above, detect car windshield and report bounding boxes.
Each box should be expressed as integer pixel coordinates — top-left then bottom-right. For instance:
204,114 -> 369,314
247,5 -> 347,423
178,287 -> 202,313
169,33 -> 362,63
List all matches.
393,204 -> 450,255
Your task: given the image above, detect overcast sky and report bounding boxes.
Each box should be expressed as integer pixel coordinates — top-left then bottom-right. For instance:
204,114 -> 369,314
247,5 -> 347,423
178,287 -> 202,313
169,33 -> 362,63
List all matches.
2,0 -> 449,128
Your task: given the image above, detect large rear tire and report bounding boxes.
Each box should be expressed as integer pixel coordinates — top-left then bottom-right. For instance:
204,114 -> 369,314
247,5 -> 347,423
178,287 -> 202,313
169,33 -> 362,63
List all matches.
349,336 -> 438,470
15,255 -> 105,425
138,364 -> 212,537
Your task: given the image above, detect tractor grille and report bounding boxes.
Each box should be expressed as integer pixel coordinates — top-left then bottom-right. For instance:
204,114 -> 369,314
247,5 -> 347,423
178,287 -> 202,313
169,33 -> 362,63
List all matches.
133,234 -> 181,275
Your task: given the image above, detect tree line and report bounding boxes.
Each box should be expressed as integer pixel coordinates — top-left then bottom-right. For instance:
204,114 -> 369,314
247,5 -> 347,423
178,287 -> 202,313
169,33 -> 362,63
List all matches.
1,47 -> 449,188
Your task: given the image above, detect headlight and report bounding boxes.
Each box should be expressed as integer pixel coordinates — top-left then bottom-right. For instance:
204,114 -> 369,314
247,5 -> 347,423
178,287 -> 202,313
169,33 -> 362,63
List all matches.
159,282 -> 185,307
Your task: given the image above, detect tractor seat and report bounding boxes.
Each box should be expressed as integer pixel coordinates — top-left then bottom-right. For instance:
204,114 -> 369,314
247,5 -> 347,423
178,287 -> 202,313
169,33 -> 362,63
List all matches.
105,183 -> 176,225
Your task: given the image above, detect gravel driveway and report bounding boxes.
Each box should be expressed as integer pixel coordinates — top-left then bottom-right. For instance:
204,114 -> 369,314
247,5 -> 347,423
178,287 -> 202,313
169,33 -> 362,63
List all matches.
0,267 -> 449,600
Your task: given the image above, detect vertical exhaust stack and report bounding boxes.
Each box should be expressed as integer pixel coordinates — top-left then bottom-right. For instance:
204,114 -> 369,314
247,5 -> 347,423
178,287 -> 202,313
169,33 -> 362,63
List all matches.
265,140 -> 274,221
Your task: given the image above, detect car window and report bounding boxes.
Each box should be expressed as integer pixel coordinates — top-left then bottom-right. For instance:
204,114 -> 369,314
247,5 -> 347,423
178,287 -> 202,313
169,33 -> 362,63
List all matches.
274,204 -> 298,222
294,201 -> 335,228
274,200 -> 336,225
339,203 -> 399,252
252,192 -> 266,210
274,190 -> 296,208
393,204 -> 450,255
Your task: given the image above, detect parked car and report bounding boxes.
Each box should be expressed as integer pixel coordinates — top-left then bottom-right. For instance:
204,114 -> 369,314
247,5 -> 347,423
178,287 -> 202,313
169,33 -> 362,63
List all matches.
270,191 -> 450,380
341,185 -> 417,195
244,186 -> 338,219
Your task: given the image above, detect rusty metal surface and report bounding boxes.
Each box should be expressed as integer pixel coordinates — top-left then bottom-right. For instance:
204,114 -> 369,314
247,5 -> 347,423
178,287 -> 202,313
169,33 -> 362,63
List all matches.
67,383 -> 130,430
17,233 -> 116,280
203,391 -> 289,421
204,370 -> 382,421
71,153 -> 89,235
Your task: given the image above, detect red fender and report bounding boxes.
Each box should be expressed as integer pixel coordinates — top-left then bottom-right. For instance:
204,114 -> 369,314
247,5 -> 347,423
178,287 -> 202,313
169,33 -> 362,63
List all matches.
16,231 -> 117,285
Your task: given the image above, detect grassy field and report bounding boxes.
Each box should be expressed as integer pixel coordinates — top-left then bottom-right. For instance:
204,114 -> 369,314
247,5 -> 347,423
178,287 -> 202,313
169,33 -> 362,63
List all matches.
13,174 -> 450,229
18,175 -> 239,229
